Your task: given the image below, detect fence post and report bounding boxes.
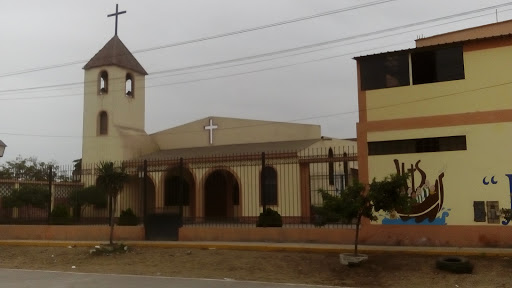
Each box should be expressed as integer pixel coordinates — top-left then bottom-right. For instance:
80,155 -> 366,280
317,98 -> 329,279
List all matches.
143,159 -> 147,220
179,157 -> 184,219
343,152 -> 349,188
48,165 -> 53,223
261,152 -> 266,212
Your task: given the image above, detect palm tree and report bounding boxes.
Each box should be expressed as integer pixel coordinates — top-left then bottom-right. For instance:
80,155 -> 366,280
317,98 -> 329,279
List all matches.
96,161 -> 129,244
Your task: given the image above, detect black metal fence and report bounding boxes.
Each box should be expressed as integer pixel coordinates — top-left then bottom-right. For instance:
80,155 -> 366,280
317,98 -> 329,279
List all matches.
0,145 -> 357,228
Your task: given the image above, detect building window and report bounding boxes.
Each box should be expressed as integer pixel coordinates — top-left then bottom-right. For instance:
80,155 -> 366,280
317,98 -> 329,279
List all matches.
412,46 -> 464,85
125,73 -> 134,97
98,111 -> 108,135
368,135 -> 466,156
99,71 -> 108,94
261,166 -> 277,205
328,148 -> 334,186
164,175 -> 190,206
486,201 -> 500,224
359,53 -> 410,90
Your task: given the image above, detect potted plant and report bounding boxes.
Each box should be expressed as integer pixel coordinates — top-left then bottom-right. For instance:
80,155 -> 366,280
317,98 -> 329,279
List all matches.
317,173 -> 411,266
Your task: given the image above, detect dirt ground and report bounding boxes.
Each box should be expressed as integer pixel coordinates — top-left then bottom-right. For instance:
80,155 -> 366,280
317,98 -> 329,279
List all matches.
0,245 -> 510,287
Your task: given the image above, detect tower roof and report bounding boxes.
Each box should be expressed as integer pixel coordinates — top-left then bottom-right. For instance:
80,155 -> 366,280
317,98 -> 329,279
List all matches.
83,35 -> 148,75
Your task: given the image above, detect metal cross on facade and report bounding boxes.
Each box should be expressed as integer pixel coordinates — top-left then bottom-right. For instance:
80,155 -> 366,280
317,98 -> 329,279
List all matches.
107,4 -> 126,36
204,119 -> 218,145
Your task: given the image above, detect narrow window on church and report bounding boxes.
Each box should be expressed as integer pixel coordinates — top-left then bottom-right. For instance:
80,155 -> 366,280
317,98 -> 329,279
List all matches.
261,166 -> 278,206
99,71 -> 108,94
328,148 -> 334,186
125,73 -> 134,97
99,111 -> 108,135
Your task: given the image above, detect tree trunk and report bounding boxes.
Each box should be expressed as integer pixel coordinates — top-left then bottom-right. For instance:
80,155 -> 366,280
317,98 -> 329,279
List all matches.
109,195 -> 116,245
354,213 -> 362,256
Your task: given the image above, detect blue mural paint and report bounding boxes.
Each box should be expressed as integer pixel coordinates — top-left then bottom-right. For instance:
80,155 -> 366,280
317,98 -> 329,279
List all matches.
501,174 -> 512,225
382,211 -> 449,225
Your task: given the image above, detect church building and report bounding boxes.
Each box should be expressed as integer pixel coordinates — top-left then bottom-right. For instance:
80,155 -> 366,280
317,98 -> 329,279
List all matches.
80,7 -> 357,232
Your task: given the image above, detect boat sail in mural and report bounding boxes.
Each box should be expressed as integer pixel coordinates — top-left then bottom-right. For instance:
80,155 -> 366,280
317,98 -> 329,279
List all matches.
393,159 -> 445,223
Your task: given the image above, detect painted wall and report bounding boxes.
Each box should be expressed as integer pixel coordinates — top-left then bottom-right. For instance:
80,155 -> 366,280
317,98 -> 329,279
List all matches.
367,122 -> 512,226
364,40 -> 512,122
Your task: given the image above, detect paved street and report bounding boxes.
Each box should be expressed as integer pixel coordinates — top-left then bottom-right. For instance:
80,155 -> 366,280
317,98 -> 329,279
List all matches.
0,269 -> 344,288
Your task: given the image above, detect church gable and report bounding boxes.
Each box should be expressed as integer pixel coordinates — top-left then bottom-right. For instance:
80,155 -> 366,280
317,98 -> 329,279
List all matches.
150,116 -> 322,150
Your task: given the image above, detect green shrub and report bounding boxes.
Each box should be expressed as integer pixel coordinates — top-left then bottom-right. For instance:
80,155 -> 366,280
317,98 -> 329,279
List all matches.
256,208 -> 283,227
50,204 -> 72,225
118,208 -> 138,226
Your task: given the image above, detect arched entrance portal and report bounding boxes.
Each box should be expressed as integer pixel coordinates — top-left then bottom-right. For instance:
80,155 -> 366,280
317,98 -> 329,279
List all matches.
204,169 -> 239,219
164,166 -> 195,217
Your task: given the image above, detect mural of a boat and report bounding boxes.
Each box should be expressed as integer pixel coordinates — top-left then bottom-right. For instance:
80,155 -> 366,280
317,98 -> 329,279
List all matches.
397,172 -> 445,223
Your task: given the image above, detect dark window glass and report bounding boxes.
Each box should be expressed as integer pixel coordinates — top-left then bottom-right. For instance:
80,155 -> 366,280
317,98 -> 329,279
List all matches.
412,46 -> 464,85
99,111 -> 108,135
360,53 -> 410,90
261,166 -> 277,205
368,136 -> 466,155
164,176 -> 190,206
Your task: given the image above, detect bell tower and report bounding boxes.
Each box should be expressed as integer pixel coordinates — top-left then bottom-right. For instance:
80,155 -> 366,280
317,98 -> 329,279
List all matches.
82,5 -> 150,165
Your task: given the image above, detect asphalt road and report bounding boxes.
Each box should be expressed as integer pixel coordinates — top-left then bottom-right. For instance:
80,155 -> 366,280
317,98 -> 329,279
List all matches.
0,269 -> 344,288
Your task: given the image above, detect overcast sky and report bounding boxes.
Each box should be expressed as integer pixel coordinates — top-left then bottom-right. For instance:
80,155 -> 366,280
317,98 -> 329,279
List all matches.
0,0 -> 511,165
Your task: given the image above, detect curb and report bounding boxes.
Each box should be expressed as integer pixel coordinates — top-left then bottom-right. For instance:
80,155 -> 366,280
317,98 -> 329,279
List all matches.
0,240 -> 512,257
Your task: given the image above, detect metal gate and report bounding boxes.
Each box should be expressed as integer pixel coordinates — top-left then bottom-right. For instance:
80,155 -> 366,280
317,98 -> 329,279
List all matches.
145,213 -> 182,241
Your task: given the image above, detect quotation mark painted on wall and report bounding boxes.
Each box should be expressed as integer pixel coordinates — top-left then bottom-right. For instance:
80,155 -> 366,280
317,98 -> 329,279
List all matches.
483,176 -> 498,185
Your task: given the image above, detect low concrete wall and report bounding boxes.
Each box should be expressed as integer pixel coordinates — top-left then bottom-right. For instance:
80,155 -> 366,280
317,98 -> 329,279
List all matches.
179,224 -> 512,247
3,224 -> 512,248
360,224 -> 512,247
0,225 -> 145,241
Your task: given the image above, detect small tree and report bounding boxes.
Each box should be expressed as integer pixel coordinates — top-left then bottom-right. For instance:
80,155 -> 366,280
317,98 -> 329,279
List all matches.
317,173 -> 412,256
96,161 -> 129,245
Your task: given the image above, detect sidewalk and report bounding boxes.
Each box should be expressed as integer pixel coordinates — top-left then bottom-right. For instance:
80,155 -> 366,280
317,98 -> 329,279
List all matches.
1,239 -> 512,256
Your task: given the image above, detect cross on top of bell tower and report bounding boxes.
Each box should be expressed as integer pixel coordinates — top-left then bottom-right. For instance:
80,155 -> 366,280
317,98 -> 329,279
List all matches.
107,4 -> 126,36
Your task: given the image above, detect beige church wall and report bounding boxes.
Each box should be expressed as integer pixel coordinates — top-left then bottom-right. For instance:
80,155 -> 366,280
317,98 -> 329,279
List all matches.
367,122 -> 512,226
120,134 -> 159,161
151,117 -> 321,150
187,161 -> 303,219
83,65 -> 149,164
84,66 -> 146,130
364,42 -> 512,122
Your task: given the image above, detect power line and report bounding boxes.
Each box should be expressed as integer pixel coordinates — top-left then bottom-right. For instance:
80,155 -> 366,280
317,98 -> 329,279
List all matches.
0,6 -> 508,101
3,4 -> 511,96
2,78 -> 511,138
0,0 -> 397,79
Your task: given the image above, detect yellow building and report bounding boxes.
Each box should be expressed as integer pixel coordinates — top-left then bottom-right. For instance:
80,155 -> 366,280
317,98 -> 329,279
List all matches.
81,33 -> 357,235
355,20 -> 512,246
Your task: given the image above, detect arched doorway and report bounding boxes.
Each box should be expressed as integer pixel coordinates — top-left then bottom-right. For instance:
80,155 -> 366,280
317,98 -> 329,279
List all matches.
204,169 -> 239,219
164,166 -> 195,217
